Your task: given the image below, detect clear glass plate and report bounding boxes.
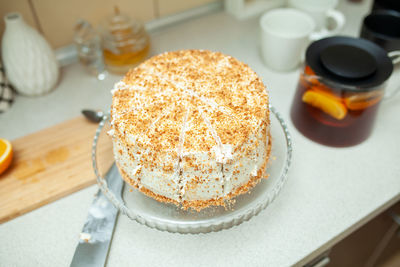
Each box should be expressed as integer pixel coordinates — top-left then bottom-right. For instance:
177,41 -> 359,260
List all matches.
92,105 -> 292,234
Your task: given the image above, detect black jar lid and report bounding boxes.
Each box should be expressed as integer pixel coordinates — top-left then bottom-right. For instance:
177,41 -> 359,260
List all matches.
306,36 -> 393,90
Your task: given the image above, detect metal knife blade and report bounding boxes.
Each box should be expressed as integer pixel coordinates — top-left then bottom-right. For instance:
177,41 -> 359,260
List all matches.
70,163 -> 124,267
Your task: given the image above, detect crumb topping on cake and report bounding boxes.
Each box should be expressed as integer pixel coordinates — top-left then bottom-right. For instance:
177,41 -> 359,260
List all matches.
111,50 -> 268,153
110,50 -> 270,209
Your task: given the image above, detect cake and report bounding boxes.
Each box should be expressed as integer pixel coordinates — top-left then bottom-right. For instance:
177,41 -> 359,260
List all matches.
109,50 -> 271,211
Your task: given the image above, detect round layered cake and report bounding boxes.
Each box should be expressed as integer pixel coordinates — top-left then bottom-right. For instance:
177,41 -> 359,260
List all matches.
109,50 -> 271,210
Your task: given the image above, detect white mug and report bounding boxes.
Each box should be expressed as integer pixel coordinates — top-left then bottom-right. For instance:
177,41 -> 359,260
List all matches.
288,0 -> 345,39
260,8 -> 316,71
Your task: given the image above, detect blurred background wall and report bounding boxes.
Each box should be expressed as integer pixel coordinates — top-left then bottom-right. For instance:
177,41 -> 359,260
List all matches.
0,0 -> 219,48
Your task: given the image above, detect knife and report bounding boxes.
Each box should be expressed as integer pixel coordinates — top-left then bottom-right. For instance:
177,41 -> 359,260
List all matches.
70,163 -> 124,267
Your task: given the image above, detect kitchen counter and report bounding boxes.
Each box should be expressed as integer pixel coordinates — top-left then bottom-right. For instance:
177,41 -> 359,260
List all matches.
1,0 -> 400,266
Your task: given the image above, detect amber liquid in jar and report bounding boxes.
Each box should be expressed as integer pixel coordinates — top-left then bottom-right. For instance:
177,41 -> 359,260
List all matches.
291,66 -> 384,147
103,42 -> 150,73
101,8 -> 150,74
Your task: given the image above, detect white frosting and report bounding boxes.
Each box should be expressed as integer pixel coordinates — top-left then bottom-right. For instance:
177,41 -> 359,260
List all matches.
107,129 -> 115,137
112,118 -> 269,202
212,144 -> 233,164
113,138 -> 179,200
110,50 -> 270,207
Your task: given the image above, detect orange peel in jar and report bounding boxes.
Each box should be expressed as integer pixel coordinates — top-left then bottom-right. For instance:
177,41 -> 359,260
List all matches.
302,66 -> 320,86
310,85 -> 342,101
344,90 -> 383,110
302,90 -> 347,120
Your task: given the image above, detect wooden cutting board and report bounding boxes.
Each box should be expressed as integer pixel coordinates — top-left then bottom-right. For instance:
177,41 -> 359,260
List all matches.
0,116 -> 113,223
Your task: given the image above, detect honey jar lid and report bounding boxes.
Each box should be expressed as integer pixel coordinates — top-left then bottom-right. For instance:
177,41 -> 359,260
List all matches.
306,36 -> 393,90
99,6 -> 148,49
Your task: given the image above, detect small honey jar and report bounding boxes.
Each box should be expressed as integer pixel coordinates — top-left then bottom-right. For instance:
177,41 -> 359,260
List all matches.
100,7 -> 150,74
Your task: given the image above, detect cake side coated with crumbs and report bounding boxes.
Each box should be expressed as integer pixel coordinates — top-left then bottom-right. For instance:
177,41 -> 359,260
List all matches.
109,50 -> 271,210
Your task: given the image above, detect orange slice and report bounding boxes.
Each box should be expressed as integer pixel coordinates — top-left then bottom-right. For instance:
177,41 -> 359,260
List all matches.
310,85 -> 342,101
0,138 -> 13,175
344,91 -> 383,110
302,90 -> 347,120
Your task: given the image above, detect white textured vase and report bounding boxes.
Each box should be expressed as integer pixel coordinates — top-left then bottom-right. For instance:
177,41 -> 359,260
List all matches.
1,13 -> 59,96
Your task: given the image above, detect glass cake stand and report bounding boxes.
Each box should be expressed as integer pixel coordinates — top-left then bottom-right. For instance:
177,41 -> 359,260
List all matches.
92,105 -> 292,234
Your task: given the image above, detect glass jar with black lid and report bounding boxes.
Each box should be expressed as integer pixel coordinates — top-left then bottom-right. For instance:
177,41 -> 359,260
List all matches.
290,36 -> 399,147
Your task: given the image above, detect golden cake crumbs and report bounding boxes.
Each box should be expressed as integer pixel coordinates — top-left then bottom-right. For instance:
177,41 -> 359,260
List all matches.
110,49 -> 271,211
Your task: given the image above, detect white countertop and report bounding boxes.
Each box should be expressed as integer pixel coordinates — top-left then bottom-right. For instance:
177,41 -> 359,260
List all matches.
1,1 -> 400,266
